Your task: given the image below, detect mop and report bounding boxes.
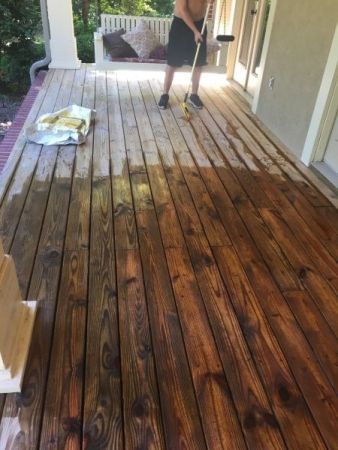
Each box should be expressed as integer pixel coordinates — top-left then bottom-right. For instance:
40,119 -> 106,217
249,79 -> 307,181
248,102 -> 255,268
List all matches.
181,2 -> 211,121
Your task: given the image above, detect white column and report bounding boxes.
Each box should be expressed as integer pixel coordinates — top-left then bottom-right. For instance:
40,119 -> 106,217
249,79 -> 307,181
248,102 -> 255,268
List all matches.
46,0 -> 81,69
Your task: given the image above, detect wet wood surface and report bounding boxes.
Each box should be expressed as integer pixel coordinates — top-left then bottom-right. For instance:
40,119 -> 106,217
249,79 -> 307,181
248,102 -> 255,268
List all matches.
0,65 -> 337,449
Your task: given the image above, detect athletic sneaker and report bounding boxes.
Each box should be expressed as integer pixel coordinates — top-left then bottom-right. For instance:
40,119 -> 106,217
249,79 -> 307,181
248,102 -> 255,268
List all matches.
189,94 -> 204,109
158,94 -> 169,109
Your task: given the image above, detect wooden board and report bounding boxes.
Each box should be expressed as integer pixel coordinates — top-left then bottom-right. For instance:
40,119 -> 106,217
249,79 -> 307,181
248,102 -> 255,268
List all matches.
82,70 -> 123,449
136,209 -> 207,449
116,248 -> 164,449
0,239 -> 4,267
0,301 -> 37,393
0,256 -> 22,367
0,66 -> 337,449
39,67 -> 95,449
0,70 -> 65,253
0,69 -> 54,205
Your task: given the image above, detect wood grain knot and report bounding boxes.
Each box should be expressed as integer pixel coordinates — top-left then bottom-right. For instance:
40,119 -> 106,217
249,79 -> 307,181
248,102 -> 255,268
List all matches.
263,412 -> 279,428
62,416 -> 81,434
132,397 -> 147,418
126,276 -> 137,285
42,247 -> 61,265
114,203 -> 132,217
278,385 -> 291,403
243,411 -> 257,429
298,267 -> 308,280
208,208 -> 219,220
233,195 -> 244,206
203,254 -> 214,267
139,343 -> 152,359
102,343 -> 120,376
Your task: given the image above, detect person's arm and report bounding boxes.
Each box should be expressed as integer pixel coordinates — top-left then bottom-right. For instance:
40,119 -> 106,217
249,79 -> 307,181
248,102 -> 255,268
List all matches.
175,0 -> 203,44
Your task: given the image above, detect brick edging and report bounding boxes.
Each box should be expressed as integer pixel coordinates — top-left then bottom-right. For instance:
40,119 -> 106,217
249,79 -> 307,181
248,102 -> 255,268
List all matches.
0,71 -> 46,173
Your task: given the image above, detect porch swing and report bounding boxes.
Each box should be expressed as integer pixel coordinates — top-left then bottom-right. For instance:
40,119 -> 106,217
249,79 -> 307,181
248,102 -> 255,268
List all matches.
93,0 -> 234,72
215,0 -> 235,43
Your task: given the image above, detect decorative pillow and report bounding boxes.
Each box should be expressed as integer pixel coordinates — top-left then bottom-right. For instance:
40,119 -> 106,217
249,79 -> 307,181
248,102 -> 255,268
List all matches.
149,43 -> 167,60
103,29 -> 137,58
207,38 -> 222,57
121,21 -> 160,59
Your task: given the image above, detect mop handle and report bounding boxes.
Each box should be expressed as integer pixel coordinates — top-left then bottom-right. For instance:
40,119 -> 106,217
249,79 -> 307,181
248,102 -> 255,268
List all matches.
184,2 -> 212,102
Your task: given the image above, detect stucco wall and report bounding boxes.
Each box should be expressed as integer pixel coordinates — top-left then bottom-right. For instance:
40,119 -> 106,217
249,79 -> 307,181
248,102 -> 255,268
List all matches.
256,0 -> 338,157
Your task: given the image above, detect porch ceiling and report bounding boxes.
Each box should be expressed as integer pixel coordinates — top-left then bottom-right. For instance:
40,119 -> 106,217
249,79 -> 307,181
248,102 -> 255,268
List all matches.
0,64 -> 337,449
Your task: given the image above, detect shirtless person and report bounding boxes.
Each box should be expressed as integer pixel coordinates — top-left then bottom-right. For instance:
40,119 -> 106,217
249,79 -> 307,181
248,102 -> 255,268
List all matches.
158,0 -> 213,110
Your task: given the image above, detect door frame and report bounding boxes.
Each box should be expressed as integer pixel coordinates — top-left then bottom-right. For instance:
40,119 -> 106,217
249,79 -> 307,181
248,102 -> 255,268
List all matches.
227,0 -> 278,108
301,22 -> 338,166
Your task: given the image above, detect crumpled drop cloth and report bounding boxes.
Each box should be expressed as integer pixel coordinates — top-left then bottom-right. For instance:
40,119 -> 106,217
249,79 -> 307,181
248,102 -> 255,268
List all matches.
25,105 -> 95,145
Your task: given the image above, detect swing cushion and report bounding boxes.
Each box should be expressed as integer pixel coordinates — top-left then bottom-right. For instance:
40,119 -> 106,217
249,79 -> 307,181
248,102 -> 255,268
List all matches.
121,20 -> 160,58
103,29 -> 137,58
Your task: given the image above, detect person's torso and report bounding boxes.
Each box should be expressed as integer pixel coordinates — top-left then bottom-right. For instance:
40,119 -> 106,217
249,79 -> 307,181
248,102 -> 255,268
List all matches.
174,0 -> 208,22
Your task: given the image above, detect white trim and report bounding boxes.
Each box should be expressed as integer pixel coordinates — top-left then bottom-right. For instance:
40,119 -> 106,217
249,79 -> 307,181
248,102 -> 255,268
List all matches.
46,0 -> 81,69
301,22 -> 338,166
315,79 -> 338,162
311,162 -> 338,189
251,0 -> 278,113
226,0 -> 246,79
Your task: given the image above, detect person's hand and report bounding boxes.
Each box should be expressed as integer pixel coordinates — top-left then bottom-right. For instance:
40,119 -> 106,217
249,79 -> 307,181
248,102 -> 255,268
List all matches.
194,30 -> 203,44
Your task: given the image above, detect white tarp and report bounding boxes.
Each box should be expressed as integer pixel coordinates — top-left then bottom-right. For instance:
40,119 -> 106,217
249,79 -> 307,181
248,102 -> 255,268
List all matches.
25,105 -> 95,145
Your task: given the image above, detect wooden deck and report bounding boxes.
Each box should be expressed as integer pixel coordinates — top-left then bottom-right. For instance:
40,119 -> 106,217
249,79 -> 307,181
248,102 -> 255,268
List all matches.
0,64 -> 337,449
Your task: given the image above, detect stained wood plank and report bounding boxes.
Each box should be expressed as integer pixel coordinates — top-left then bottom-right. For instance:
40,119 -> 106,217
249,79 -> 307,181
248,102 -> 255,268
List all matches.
39,67 -> 95,449
203,85 -> 338,259
118,72 -> 207,449
83,71 -> 123,449
184,85 -> 337,300
0,69 -> 65,252
0,66 -> 337,450
213,245 -> 326,449
163,82 -> 338,449
150,81 -> 231,247
171,85 -> 302,294
166,246 -> 248,450
83,177 -> 123,449
283,290 -> 338,392
133,78 -> 246,449
0,145 -> 76,449
222,85 -> 338,208
64,68 -> 95,252
107,74 -> 138,251
175,91 -> 338,391
117,248 -> 165,450
146,79 -> 286,450
129,79 -> 185,249
10,70 -> 76,293
117,77 -> 153,212
0,68 -> 84,449
220,86 -> 332,207
0,69 -> 54,205
260,207 -> 338,336
136,209 -> 207,450
210,214 -> 338,449
141,83 -> 207,243
39,249 -> 88,450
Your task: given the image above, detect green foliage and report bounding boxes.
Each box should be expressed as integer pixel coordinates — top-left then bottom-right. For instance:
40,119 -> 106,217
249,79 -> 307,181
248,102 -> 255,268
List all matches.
149,0 -> 174,16
0,0 -> 43,93
74,17 -> 96,63
0,41 -> 44,92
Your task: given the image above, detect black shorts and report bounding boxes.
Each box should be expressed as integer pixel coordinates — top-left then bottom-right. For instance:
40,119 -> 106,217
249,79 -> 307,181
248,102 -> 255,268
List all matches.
167,16 -> 207,67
